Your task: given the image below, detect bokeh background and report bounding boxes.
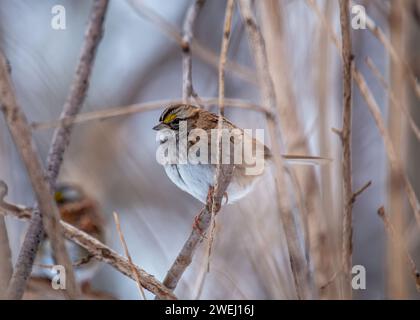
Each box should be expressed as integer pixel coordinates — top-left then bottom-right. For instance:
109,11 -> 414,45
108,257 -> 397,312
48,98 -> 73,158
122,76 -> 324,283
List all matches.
0,0 -> 419,299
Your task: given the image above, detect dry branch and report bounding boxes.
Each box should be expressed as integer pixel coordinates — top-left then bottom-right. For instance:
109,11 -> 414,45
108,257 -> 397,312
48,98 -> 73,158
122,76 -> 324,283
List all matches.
128,0 -> 255,84
365,57 -> 420,142
31,98 -> 271,130
159,1 -> 236,296
377,207 -> 420,292
0,52 -> 78,299
309,0 -> 420,266
338,0 -> 354,300
353,68 -> 420,227
206,0 -> 235,275
113,212 -> 147,300
354,0 -> 420,100
239,0 -> 313,299
7,0 -> 109,299
0,201 -> 177,300
0,181 -> 13,298
182,0 -> 205,102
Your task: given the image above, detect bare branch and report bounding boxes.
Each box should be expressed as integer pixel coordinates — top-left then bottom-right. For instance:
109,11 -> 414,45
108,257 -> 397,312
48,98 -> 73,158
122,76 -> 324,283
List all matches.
338,0 -> 354,300
31,98 -> 271,130
377,207 -> 420,292
0,202 -> 177,300
0,181 -> 13,298
208,0 -> 235,261
354,0 -> 420,100
350,181 -> 372,205
239,0 -> 313,299
0,52 -> 78,299
127,0 -> 255,84
182,0 -> 205,102
309,0 -> 420,289
113,212 -> 147,300
46,0 -> 109,184
159,1 -> 236,296
365,57 -> 420,142
7,0 -> 109,299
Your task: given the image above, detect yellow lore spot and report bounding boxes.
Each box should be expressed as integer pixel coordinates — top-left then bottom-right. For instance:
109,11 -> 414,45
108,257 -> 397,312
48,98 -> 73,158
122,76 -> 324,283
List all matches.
54,191 -> 63,203
163,113 -> 177,124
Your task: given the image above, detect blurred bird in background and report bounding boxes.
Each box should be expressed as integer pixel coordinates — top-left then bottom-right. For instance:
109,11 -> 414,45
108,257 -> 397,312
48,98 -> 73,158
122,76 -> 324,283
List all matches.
33,183 -> 106,285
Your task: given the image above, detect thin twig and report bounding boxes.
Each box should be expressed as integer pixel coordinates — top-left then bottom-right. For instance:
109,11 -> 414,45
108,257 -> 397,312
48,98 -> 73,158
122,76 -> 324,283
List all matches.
182,0 -> 205,102
377,207 -> 420,292
365,57 -> 420,142
127,0 -> 255,84
353,0 -> 420,100
46,0 -> 109,184
353,68 -> 420,229
308,0 -> 420,285
338,0 -> 354,300
207,0 -> 235,272
0,52 -> 78,299
0,181 -> 13,298
239,0 -> 313,299
159,1 -> 236,296
259,0 -> 335,298
7,0 -> 109,300
350,181 -> 372,205
113,212 -> 147,300
0,201 -> 177,300
31,98 -> 271,130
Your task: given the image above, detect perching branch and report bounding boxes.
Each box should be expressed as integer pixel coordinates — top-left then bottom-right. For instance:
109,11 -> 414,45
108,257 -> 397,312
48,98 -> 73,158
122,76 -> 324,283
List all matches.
338,0 -> 354,300
7,0 -> 109,300
182,0 -> 205,102
0,52 -> 78,299
239,0 -> 313,299
0,199 -> 177,300
159,1 -> 236,295
207,0 -> 236,268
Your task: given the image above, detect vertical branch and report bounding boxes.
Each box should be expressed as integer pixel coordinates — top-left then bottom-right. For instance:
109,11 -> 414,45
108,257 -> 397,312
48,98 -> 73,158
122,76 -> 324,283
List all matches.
239,0 -> 313,299
0,182 -> 12,298
378,207 -> 420,292
181,0 -> 205,102
208,0 -> 235,264
338,0 -> 354,300
386,0 -> 409,299
258,0 -> 335,298
46,0 -> 109,184
7,0 -> 109,299
159,2 -> 235,295
0,52 -> 78,299
308,0 -> 420,245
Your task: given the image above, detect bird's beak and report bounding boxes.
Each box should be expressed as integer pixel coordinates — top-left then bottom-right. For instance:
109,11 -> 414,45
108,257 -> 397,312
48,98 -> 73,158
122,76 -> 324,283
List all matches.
153,123 -> 166,131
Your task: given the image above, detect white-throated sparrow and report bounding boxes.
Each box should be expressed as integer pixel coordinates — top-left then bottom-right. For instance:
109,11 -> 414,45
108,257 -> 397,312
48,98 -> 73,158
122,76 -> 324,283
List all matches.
153,104 -> 326,204
34,183 -> 105,283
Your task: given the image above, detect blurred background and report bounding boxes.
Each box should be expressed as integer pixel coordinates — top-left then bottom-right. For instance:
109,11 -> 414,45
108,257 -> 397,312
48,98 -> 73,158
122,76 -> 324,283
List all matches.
0,0 -> 419,299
